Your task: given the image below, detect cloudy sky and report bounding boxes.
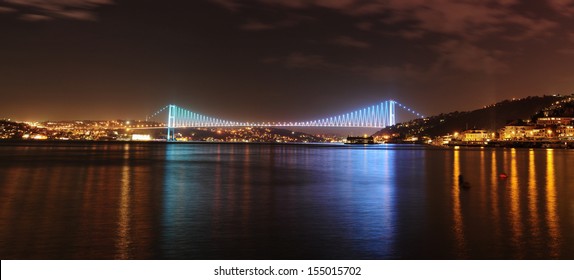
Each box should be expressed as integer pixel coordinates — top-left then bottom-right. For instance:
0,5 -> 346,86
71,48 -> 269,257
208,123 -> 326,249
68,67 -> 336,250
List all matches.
1,0 -> 573,121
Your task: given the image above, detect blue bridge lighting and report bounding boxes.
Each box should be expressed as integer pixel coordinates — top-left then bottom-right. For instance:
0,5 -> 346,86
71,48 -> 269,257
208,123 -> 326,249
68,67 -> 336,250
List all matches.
146,100 -> 424,141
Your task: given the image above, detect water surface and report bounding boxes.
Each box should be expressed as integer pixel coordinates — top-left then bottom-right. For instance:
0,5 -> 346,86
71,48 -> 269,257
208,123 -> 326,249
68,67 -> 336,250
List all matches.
0,142 -> 573,259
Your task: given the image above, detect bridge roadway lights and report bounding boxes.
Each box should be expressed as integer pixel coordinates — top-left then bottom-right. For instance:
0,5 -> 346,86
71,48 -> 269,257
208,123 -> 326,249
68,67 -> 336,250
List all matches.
152,100 -> 422,134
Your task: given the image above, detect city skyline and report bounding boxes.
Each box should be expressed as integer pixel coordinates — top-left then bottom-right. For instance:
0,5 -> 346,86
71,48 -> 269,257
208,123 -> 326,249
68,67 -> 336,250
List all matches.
1,0 -> 573,121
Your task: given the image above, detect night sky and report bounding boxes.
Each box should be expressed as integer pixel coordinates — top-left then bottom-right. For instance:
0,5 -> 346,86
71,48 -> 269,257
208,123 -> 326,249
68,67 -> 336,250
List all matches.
1,0 -> 573,122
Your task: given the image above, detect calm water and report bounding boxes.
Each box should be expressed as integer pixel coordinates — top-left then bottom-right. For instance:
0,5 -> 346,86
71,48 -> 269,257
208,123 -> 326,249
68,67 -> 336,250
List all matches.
0,142 -> 573,260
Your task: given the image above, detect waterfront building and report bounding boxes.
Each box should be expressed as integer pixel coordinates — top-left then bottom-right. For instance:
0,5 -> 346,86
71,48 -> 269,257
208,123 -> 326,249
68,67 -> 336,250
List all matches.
461,129 -> 490,142
499,120 -> 534,140
557,125 -> 574,140
527,126 -> 553,140
536,117 -> 574,126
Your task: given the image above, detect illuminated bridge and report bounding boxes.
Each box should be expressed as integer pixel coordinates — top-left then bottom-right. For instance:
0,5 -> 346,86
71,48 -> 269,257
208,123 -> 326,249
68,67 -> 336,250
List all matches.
145,100 -> 424,140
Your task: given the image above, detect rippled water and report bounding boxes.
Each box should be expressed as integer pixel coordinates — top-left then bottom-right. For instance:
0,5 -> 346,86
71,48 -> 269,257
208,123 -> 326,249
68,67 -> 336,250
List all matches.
0,142 -> 573,259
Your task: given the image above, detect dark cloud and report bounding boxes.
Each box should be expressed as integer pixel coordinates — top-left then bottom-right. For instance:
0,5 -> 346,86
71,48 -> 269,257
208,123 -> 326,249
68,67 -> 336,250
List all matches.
331,36 -> 371,48
433,40 -> 509,74
376,0 -> 558,42
547,0 -> 574,16
20,13 -> 52,21
312,0 -> 355,9
210,0 -> 570,75
354,64 -> 428,83
240,20 -> 275,31
263,52 -> 337,70
354,21 -> 373,31
209,0 -> 241,12
3,0 -> 113,20
211,0 -> 567,41
239,14 -> 313,31
558,49 -> 574,55
0,6 -> 17,13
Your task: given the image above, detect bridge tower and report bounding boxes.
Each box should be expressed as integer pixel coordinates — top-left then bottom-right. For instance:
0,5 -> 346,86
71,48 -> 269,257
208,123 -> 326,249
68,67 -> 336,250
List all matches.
389,100 -> 396,126
167,104 -> 176,141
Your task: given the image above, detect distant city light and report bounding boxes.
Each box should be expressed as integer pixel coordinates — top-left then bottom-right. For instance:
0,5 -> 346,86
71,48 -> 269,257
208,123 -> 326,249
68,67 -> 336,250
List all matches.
131,134 -> 152,141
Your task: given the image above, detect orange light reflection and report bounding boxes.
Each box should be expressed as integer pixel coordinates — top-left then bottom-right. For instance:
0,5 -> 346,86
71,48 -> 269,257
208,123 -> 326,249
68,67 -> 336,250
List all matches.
545,149 -> 561,258
509,148 -> 523,258
527,150 -> 540,240
452,149 -> 466,257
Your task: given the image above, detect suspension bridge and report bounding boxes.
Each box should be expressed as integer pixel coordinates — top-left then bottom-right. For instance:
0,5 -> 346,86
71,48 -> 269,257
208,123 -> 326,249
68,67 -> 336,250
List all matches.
144,100 -> 424,141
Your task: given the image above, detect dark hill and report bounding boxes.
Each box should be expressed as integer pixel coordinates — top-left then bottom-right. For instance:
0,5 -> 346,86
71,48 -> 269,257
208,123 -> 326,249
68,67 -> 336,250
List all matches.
374,95 -> 570,138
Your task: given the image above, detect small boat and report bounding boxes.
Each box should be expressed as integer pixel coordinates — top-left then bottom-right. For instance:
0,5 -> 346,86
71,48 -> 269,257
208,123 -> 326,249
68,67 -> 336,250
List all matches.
458,175 -> 471,189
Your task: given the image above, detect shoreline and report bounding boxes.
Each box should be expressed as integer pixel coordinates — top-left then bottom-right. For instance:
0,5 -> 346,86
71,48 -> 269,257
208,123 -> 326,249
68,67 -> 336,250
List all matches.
448,140 -> 574,149
1,139 -> 573,149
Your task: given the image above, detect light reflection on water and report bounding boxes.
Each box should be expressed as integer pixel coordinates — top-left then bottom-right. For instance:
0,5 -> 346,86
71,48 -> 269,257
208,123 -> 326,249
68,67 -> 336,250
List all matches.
0,143 -> 573,259
546,149 -> 561,258
116,144 -> 132,259
452,148 -> 466,258
509,148 -> 522,258
527,150 -> 540,245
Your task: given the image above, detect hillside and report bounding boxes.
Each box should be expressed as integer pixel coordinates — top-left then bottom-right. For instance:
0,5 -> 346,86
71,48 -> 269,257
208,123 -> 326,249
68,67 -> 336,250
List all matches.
374,95 -> 572,138
167,127 -> 326,142
0,120 -> 31,139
